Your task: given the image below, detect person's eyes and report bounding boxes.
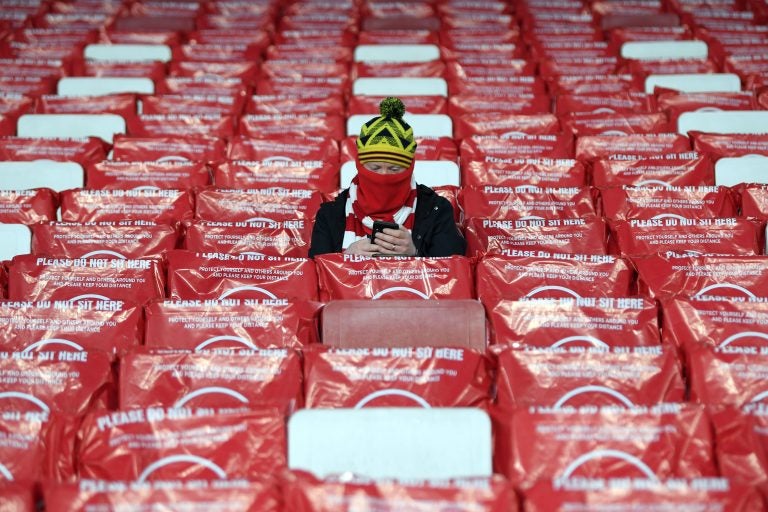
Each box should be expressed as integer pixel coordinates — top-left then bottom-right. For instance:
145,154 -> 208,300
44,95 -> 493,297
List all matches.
388,166 -> 402,172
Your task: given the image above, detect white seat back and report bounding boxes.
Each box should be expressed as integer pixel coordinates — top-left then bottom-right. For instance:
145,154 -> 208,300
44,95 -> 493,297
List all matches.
347,114 -> 452,138
340,160 -> 460,188
57,77 -> 155,96
354,44 -> 441,62
621,40 -> 708,60
644,73 -> 741,93
288,408 -> 492,479
353,77 -> 448,97
0,161 -> 84,191
17,114 -> 126,143
0,224 -> 31,260
678,110 -> 768,135
84,43 -> 172,62
715,155 -> 768,186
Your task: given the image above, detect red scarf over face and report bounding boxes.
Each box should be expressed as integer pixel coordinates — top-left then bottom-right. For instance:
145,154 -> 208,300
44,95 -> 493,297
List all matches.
352,159 -> 415,220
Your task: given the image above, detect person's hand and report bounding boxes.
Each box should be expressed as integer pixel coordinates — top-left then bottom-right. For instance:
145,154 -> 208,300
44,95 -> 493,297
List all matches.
372,225 -> 417,256
343,237 -> 381,256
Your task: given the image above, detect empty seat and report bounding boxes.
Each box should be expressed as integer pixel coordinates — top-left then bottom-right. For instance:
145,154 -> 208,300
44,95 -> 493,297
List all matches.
353,77 -> 448,97
644,73 -> 741,93
288,408 -> 492,479
0,161 -> 84,191
57,77 -> 155,96
715,155 -> 768,186
84,43 -> 172,62
678,111 -> 768,135
322,299 -> 486,351
354,44 -> 441,62
17,114 -> 126,143
621,40 -> 708,60
0,224 -> 30,261
340,160 -> 460,188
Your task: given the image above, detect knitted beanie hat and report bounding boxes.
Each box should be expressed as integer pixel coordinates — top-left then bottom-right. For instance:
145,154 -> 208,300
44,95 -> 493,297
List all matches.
356,97 -> 417,168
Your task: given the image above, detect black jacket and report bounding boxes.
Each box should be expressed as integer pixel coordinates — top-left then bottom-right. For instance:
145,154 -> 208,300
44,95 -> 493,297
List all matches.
309,185 -> 466,258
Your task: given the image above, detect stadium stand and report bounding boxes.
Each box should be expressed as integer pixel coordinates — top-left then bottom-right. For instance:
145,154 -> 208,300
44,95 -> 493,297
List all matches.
1,0 -> 768,509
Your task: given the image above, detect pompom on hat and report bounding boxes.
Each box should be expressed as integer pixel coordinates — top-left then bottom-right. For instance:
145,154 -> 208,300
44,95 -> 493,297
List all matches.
356,97 -> 417,168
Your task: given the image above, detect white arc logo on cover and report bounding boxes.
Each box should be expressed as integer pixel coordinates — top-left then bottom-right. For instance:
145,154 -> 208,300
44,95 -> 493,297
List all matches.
244,217 -> 279,225
173,387 -> 250,408
80,250 -> 127,259
0,392 -> 50,412
372,287 -> 430,300
553,386 -> 636,409
219,286 -> 278,300
748,390 -> 768,404
354,389 -> 431,409
693,283 -> 757,299
650,213 -> 688,222
195,335 -> 259,352
559,449 -> 659,481
68,294 -> 112,302
718,331 -> 768,349
636,180 -> 674,188
550,335 -> 610,349
21,338 -> 84,353
157,155 -> 189,162
137,455 -> 227,483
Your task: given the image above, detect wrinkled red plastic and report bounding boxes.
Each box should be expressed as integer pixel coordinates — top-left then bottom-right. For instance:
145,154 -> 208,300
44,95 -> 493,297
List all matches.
476,253 -> 633,302
0,349 -> 113,415
314,254 -> 473,301
494,345 -> 684,408
0,299 -> 142,352
77,408 -> 286,481
31,221 -> 181,259
634,254 -> 768,299
144,299 -> 321,349
494,404 -> 717,487
0,188 -> 57,224
120,348 -> 302,412
8,254 -> 165,303
166,250 -> 318,301
284,471 -> 517,511
60,189 -> 194,223
485,297 -> 659,347
44,479 -> 282,512
195,188 -> 322,223
609,217 -> 761,257
601,186 -> 735,220
303,345 -> 492,408
464,217 -> 607,257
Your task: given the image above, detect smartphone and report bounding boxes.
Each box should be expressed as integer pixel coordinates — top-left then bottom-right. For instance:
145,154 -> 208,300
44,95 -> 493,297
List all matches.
370,220 -> 399,244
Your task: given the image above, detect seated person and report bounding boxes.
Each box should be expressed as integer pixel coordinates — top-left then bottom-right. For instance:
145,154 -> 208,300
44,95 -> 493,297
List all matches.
309,97 -> 466,258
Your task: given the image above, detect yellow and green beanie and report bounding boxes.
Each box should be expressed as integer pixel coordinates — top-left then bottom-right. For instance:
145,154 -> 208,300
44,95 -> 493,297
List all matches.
356,97 -> 417,168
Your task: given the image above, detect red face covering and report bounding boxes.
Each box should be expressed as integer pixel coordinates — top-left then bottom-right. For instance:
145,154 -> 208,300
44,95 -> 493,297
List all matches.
353,159 -> 415,219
